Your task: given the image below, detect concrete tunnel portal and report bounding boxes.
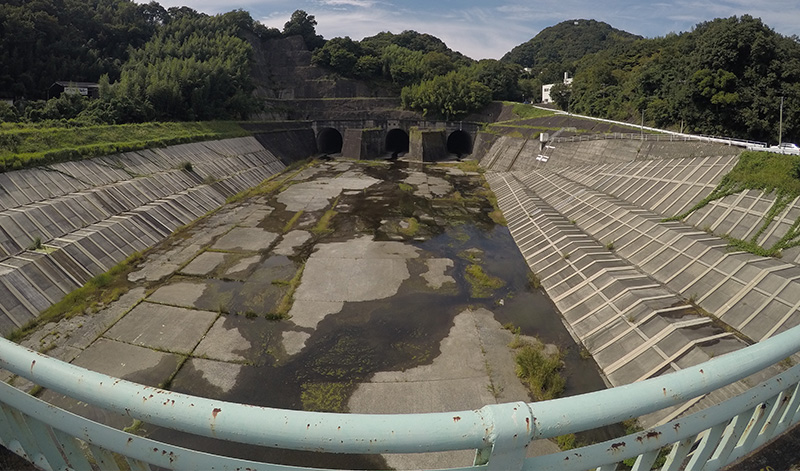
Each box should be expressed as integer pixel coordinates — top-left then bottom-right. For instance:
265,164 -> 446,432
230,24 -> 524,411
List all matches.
447,130 -> 473,156
315,123 -> 475,160
317,127 -> 343,154
386,128 -> 409,156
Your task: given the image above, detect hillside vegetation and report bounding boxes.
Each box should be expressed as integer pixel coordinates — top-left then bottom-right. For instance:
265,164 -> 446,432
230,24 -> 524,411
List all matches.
502,19 -> 642,83
0,121 -> 250,171
1,2 -> 798,144
0,1 -> 307,123
547,16 -> 800,144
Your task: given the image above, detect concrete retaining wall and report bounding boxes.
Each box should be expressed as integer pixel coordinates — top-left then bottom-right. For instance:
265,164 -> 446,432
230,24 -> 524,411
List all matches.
252,128 -> 317,165
0,136 -> 287,335
486,149 -> 800,425
408,128 -> 447,162
480,136 -> 744,171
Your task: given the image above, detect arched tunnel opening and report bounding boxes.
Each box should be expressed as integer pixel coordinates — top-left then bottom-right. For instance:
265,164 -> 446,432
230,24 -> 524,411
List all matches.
386,129 -> 409,157
447,130 -> 472,157
317,128 -> 343,154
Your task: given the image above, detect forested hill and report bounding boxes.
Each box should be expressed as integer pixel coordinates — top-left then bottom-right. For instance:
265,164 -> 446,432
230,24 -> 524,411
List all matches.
1,2 -> 798,144
501,19 -> 641,83
1,0 -> 165,100
564,16 -> 800,143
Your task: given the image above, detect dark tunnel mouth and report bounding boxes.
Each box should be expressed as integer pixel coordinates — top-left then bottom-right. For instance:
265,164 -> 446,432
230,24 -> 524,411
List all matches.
317,128 -> 343,154
386,129 -> 410,156
447,130 -> 472,157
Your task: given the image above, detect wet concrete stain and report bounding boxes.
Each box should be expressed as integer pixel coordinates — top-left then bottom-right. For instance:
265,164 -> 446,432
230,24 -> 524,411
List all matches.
143,160 -> 614,468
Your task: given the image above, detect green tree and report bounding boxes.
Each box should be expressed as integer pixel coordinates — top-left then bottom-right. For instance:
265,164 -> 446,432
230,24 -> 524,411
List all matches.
116,9 -> 259,120
312,37 -> 361,74
471,60 -> 523,101
401,70 -> 491,119
550,82 -> 572,111
283,10 -> 324,50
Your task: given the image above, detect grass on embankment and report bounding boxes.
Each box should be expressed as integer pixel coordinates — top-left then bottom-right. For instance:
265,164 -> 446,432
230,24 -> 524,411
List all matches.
668,151 -> 800,257
0,121 -> 251,172
509,102 -> 556,120
7,251 -> 144,343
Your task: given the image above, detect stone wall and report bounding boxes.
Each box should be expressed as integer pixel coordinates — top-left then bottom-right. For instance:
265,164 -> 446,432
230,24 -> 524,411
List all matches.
249,35 -> 391,100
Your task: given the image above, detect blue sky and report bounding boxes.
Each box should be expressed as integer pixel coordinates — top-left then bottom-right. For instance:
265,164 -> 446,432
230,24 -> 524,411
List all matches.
148,0 -> 800,60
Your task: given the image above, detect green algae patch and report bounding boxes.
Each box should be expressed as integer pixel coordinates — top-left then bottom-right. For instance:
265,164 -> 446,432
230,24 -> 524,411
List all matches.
465,263 -> 505,298
272,263 -> 305,319
398,217 -> 420,237
312,197 -> 339,236
301,382 -> 351,412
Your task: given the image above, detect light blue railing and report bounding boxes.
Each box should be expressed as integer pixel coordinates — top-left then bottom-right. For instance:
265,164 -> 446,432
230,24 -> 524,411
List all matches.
2,325 -> 800,471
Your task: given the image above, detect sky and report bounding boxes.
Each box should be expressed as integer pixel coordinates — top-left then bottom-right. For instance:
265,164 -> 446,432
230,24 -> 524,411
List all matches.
146,0 -> 800,60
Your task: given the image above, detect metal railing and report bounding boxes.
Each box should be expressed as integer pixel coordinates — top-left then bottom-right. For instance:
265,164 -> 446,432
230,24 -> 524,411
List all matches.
534,105 -> 769,149
548,132 -> 768,149
2,324 -> 800,470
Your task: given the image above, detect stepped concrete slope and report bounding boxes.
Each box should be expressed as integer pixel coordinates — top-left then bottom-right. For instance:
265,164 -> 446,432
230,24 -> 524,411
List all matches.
0,137 -> 285,334
485,139 -> 796,426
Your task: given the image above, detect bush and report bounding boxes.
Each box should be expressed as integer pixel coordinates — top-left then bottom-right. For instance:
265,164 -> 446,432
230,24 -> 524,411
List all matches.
515,343 -> 565,401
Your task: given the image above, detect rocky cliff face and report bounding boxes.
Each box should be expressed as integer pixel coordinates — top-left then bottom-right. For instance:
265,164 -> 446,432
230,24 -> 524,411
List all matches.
248,35 -> 389,100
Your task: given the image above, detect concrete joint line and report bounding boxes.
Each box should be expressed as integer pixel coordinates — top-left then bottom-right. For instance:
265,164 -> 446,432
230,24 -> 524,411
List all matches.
761,295 -> 800,341
717,264 -> 793,319
605,317 -> 712,375
694,257 -> 747,305
553,267 -> 637,303
635,331 -> 733,383
589,309 -> 663,355
739,274 -> 800,333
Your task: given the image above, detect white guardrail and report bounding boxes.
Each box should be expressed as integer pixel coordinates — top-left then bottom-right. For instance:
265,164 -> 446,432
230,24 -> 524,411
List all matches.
535,106 -> 774,150
1,322 -> 800,470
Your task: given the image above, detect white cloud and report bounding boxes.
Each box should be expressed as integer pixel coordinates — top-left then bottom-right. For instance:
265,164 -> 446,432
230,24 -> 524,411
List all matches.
317,0 -> 378,7
307,4 -> 534,59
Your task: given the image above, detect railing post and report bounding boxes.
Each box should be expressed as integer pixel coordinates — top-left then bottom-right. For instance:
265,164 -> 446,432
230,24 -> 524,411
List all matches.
473,402 -> 534,470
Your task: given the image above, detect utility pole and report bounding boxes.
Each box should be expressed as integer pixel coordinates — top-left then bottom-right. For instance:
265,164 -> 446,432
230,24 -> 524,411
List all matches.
641,110 -> 645,140
779,96 -> 784,146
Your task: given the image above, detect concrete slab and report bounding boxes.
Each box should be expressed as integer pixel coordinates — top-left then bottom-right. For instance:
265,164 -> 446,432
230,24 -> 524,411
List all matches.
212,227 -> 278,252
421,258 -> 455,289
289,300 -> 345,330
148,281 -> 208,308
170,358 -> 243,396
193,317 -> 250,363
224,254 -> 263,277
181,251 -> 227,276
72,337 -> 181,387
273,230 -> 312,256
290,236 -> 419,326
36,337 -> 181,430
282,330 -> 312,356
104,301 -> 218,354
349,308 -> 560,469
278,171 -> 380,212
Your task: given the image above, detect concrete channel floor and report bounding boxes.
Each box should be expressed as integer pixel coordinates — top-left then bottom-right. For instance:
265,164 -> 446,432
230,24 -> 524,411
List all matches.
3,159 -> 574,470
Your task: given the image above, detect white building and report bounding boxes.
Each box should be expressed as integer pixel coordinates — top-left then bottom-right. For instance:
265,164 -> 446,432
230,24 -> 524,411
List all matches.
542,72 -> 573,104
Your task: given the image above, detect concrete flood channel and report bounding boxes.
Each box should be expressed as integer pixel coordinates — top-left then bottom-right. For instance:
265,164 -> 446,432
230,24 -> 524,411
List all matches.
14,159 -> 612,469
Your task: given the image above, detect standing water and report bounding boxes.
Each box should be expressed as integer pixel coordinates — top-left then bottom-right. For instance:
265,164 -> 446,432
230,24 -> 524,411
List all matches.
130,159 -> 611,468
